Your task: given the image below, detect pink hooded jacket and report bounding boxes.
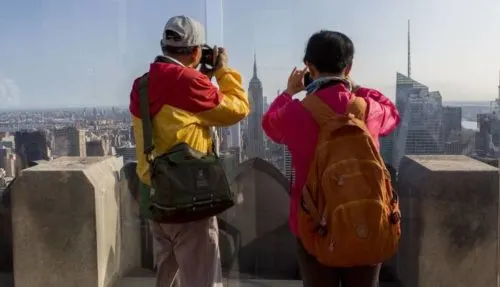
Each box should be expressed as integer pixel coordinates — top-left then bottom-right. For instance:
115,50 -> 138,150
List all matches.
261,83 -> 400,236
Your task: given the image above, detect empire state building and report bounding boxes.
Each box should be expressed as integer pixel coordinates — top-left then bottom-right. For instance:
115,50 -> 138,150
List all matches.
246,54 -> 265,159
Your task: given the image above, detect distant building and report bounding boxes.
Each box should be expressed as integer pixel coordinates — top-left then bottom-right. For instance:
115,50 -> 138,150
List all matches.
380,133 -> 394,165
263,96 -> 269,113
14,130 -> 51,170
52,127 -> 86,157
129,124 -> 135,145
86,140 -> 109,156
443,106 -> 462,139
0,148 -> 7,170
475,113 -> 500,157
115,146 -> 136,163
389,73 -> 445,168
283,146 -> 294,183
0,134 -> 14,149
229,123 -> 241,150
245,54 -> 265,159
445,140 -> 462,155
216,127 -> 231,153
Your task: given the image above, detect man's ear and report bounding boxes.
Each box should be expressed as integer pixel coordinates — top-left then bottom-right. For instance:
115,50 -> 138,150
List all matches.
192,46 -> 202,66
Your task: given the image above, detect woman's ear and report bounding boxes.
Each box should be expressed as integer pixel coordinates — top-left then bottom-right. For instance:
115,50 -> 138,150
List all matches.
343,62 -> 353,77
307,64 -> 319,80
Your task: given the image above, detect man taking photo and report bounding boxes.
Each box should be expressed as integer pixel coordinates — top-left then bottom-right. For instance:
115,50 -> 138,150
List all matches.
129,15 -> 250,287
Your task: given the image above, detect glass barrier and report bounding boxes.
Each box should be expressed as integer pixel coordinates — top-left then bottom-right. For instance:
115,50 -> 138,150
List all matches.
1,0 -> 499,286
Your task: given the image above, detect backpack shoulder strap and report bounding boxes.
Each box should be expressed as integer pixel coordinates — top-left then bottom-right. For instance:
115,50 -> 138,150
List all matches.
137,73 -> 154,159
301,94 -> 338,126
346,96 -> 388,165
302,94 -> 372,138
346,96 -> 367,121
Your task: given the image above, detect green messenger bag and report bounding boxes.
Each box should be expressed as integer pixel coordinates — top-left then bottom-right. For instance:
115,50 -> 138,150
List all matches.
137,74 -> 235,223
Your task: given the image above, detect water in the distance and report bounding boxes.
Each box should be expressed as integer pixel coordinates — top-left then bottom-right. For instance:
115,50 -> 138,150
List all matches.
462,120 -> 478,131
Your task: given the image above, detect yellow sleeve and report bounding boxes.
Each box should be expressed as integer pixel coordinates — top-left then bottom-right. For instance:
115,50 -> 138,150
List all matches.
196,67 -> 250,126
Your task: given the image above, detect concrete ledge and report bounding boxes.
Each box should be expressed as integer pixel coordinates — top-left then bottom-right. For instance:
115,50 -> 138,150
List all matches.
397,155 -> 498,287
117,277 -> 302,287
11,157 -> 140,287
117,275 -> 396,287
116,269 -> 302,286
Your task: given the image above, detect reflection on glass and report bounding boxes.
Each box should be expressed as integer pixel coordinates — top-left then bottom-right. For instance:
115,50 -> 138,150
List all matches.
0,0 -> 498,286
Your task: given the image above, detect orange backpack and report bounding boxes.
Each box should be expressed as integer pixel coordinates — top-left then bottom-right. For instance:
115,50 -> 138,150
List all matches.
298,94 -> 401,267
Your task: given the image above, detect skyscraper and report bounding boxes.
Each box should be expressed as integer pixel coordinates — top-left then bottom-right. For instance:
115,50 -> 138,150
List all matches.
229,123 -> 241,149
245,53 -> 265,159
53,127 -> 87,157
283,146 -> 294,182
392,73 -> 444,168
381,20 -> 445,168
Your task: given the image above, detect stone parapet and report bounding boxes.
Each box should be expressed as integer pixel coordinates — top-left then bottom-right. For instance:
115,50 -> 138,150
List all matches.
10,156 -> 140,287
396,155 -> 498,287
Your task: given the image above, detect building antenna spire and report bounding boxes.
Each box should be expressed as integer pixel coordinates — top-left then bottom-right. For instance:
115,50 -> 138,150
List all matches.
496,70 -> 500,109
498,70 -> 500,100
253,50 -> 257,78
407,19 -> 412,78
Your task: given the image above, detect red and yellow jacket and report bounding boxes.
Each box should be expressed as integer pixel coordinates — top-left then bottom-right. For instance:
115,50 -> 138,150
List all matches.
129,57 -> 250,185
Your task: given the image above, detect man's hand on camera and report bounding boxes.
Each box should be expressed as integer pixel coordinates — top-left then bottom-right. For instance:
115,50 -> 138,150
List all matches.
200,45 -> 219,78
200,64 -> 214,79
200,46 -> 228,79
215,47 -> 228,71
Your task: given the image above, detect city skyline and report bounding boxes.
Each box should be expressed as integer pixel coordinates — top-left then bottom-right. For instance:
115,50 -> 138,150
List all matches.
2,2 -> 499,282
1,0 -> 500,109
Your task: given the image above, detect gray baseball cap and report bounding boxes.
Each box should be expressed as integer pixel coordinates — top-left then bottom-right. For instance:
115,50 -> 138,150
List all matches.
161,16 -> 206,48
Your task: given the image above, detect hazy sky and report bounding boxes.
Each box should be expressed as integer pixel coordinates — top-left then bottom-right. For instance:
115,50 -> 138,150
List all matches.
1,0 -> 500,109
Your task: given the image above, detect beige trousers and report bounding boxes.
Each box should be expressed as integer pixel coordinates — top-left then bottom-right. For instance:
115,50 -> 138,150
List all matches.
149,216 -> 223,287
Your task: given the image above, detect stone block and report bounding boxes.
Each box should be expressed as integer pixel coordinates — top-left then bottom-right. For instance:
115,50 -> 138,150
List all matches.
11,157 -> 141,287
396,155 -> 498,287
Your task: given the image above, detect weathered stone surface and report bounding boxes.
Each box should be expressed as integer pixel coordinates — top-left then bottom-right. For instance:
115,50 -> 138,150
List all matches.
397,155 -> 498,287
11,156 -> 141,287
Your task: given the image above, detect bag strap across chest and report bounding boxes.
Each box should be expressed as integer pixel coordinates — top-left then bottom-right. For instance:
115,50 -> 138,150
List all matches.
137,74 -> 154,162
136,70 -> 217,163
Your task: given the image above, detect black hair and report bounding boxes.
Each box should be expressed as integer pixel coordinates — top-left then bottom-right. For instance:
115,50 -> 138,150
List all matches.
303,30 -> 355,75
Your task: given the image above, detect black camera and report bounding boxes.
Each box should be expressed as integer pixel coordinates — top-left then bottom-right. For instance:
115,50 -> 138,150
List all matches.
200,45 -> 217,69
303,71 -> 313,87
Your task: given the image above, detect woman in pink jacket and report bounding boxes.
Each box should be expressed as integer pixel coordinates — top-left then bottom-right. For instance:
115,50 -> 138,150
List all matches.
261,31 -> 400,287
